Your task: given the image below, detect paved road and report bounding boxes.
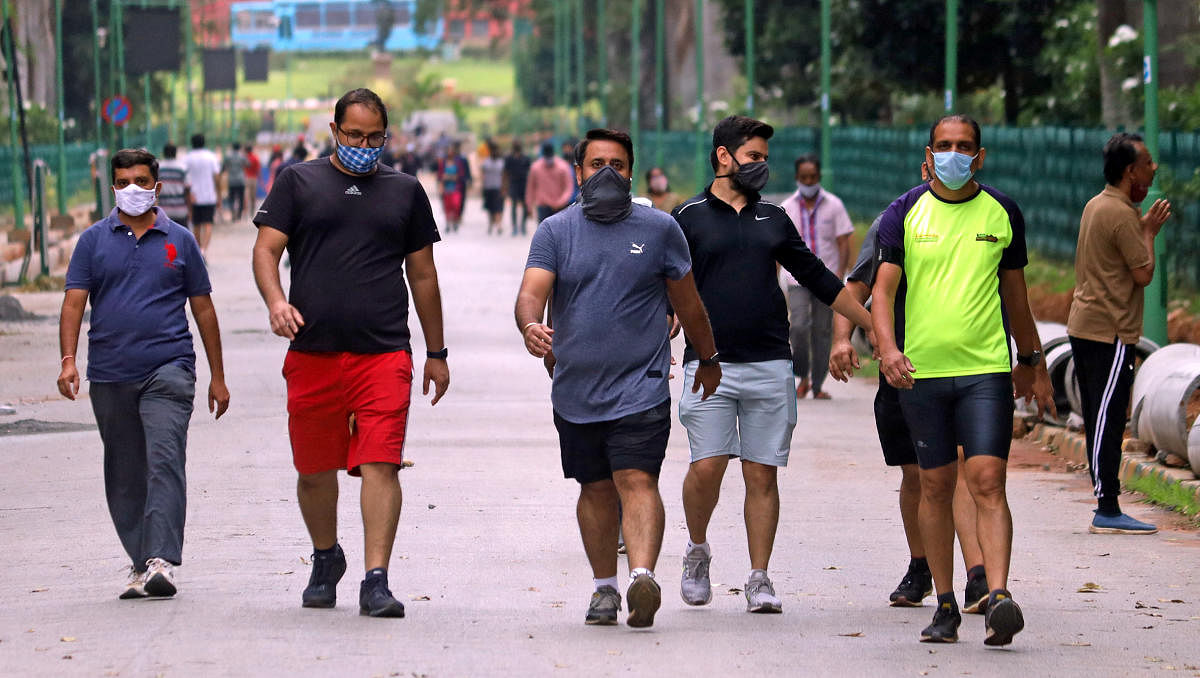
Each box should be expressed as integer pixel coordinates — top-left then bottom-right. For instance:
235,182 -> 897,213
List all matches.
1,196 -> 1197,678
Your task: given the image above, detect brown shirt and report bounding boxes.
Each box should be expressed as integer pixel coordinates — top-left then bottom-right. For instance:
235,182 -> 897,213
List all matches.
1067,185 -> 1151,344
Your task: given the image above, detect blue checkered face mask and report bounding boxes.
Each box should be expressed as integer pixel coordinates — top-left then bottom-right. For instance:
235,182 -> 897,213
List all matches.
335,140 -> 385,174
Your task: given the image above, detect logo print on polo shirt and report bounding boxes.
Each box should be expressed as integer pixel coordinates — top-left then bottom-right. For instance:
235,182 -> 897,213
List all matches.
164,243 -> 178,269
975,233 -> 998,243
629,242 -> 645,254
345,185 -> 362,196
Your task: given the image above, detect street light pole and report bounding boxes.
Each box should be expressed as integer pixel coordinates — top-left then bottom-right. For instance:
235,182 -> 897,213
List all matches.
1142,0 -> 1166,344
55,0 -> 67,213
183,0 -> 193,138
574,0 -> 584,119
820,0 -> 831,189
744,0 -> 754,116
597,0 -> 607,126
694,0 -> 704,193
654,0 -> 664,170
944,0 -> 957,111
631,0 -> 641,176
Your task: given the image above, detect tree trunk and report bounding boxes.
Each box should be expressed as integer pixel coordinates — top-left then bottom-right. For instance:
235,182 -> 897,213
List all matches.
1096,0 -> 1131,129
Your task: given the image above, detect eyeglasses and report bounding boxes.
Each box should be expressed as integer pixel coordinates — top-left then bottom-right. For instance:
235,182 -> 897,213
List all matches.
337,126 -> 388,149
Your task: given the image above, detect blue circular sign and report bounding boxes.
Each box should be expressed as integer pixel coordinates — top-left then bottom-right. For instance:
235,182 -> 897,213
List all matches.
102,96 -> 132,127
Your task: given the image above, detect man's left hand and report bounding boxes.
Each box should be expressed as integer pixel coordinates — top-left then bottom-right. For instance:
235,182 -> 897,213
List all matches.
1013,364 -> 1055,420
424,358 -> 450,405
829,339 -> 860,382
208,378 -> 230,420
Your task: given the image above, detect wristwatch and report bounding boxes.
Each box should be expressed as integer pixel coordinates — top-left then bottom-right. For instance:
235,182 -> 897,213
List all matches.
427,348 -> 448,360
1015,349 -> 1042,367
699,352 -> 720,367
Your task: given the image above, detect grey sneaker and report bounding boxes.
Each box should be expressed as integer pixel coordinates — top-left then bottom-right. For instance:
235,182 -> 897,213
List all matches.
585,585 -> 621,626
680,545 -> 712,606
119,567 -> 147,600
745,571 -> 782,613
143,557 -> 177,598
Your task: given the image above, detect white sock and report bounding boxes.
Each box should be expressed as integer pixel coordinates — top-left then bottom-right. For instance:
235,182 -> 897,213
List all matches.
749,568 -> 768,580
629,567 -> 654,581
594,576 -> 619,591
687,540 -> 711,556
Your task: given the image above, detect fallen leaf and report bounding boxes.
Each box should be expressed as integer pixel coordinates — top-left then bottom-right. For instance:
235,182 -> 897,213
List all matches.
527,587 -> 539,592
1135,601 -> 1160,609
1147,657 -> 1164,663
1158,598 -> 1186,604
606,650 -> 621,656
409,595 -> 431,601
726,587 -> 743,594
274,571 -> 294,575
62,655 -> 72,660
824,566 -> 839,570
60,637 -> 76,643
1077,582 -> 1102,593
1061,642 -> 1092,647
31,588 -> 48,593
427,504 -> 436,509
838,632 -> 864,637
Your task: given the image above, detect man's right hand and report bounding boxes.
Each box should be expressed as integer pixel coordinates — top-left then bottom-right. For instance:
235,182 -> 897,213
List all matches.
523,322 -> 554,358
692,363 -> 722,400
829,339 -> 860,383
1140,198 -> 1171,237
880,350 -> 916,390
56,361 -> 80,400
268,300 -> 305,340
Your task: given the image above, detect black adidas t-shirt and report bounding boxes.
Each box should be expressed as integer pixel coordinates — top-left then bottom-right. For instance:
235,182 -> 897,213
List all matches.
253,158 -> 441,353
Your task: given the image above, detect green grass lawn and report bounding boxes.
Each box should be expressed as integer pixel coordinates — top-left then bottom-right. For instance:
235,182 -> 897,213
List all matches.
175,54 -> 514,104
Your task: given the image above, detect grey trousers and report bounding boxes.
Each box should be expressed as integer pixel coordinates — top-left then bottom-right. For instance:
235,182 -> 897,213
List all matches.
786,285 -> 833,393
89,362 -> 195,569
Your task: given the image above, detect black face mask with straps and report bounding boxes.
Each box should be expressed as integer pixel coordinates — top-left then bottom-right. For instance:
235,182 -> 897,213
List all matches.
580,166 -> 633,223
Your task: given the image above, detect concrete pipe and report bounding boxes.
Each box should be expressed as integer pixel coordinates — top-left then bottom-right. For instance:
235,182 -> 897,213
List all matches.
1043,342 -> 1075,426
1189,417 -> 1200,477
1129,344 -> 1200,459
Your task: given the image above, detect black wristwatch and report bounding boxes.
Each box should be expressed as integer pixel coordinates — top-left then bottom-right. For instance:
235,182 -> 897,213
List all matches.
699,352 -> 720,367
427,348 -> 448,360
1015,349 -> 1042,367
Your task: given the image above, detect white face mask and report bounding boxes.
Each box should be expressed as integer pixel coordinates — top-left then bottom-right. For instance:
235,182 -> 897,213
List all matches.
114,183 -> 158,216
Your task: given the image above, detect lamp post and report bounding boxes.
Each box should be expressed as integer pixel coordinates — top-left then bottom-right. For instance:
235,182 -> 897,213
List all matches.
1142,0 -> 1166,344
944,0 -> 957,111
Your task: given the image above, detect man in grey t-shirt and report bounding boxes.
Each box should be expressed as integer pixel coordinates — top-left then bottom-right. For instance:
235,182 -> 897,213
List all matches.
516,128 -> 720,630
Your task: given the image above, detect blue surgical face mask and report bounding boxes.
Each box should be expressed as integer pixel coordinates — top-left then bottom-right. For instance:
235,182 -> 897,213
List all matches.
796,181 -> 820,199
930,150 -> 977,190
335,140 -> 384,174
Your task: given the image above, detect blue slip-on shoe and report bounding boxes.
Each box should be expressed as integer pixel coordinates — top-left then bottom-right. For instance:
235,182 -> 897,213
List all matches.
1089,511 -> 1158,535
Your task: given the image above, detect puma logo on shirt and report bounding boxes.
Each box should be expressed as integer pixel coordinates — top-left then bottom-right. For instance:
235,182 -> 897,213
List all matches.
630,242 -> 645,254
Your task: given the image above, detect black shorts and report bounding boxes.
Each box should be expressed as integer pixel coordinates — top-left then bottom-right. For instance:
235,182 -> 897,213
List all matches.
483,188 -> 504,215
874,378 -> 916,467
191,204 -> 216,225
898,373 -> 1014,470
553,400 -> 671,484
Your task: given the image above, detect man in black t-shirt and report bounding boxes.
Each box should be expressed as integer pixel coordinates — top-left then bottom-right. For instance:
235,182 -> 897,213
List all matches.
252,88 -> 449,619
503,141 -> 532,235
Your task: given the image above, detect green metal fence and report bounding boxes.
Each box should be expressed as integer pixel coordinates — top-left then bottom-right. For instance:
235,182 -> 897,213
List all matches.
640,126 -> 1200,289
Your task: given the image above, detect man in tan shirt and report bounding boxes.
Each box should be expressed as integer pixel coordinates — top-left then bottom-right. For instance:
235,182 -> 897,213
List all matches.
1067,132 -> 1171,535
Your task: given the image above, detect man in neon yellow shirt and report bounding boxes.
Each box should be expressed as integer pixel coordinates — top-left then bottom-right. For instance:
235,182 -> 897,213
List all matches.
871,114 -> 1054,646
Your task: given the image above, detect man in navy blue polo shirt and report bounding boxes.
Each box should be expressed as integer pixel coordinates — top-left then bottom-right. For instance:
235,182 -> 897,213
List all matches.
57,148 -> 230,601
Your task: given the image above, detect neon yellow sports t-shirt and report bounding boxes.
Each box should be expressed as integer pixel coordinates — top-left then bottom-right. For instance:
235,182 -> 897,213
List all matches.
876,183 -> 1028,379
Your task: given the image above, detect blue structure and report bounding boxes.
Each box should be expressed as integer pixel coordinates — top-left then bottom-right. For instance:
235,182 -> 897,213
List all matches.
231,0 -> 442,52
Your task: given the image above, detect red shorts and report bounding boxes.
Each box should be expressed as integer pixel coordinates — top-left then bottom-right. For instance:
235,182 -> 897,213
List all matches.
283,350 -> 413,476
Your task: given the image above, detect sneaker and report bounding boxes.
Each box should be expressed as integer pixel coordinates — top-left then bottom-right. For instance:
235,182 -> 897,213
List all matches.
359,577 -> 406,618
963,572 -> 989,614
143,558 -> 177,598
302,544 -> 347,608
680,545 -> 712,606
119,567 -> 147,600
745,571 -> 782,613
1089,511 -> 1158,535
889,563 -> 932,607
625,574 -> 661,628
585,585 -> 621,626
920,602 -> 961,643
983,591 -> 1024,646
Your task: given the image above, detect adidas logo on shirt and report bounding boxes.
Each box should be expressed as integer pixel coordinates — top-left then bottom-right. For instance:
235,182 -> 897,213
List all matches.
345,185 -> 362,196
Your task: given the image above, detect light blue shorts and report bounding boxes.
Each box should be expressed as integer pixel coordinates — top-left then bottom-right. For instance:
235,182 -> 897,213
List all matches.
678,359 -> 797,467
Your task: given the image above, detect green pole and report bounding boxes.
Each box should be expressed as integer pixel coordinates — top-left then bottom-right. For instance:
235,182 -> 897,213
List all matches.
654,0 -> 664,170
107,0 -> 118,152
694,0 -> 704,193
184,0 -> 193,138
144,73 -> 152,149
944,0 -> 957,111
1142,0 -> 1166,344
820,0 -> 831,188
285,54 -> 292,132
744,0 -> 754,115
91,0 -> 103,147
2,0 -> 23,233
55,0 -> 67,213
631,0 -> 641,181
552,0 -> 561,132
168,71 -> 176,141
574,0 -> 584,118
114,0 -> 127,147
597,0 -> 607,126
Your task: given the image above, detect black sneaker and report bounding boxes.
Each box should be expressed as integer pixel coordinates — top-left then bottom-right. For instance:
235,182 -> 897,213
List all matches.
920,602 -> 961,643
889,563 -> 932,607
584,585 -> 621,626
302,544 -> 346,608
963,573 -> 989,615
983,591 -> 1024,646
359,577 -> 406,618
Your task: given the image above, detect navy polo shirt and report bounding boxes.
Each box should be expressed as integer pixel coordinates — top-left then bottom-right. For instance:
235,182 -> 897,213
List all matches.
65,207 -> 211,383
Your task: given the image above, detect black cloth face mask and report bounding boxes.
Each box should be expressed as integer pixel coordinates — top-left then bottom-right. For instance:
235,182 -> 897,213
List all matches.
580,166 -> 633,223
718,156 -> 770,194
